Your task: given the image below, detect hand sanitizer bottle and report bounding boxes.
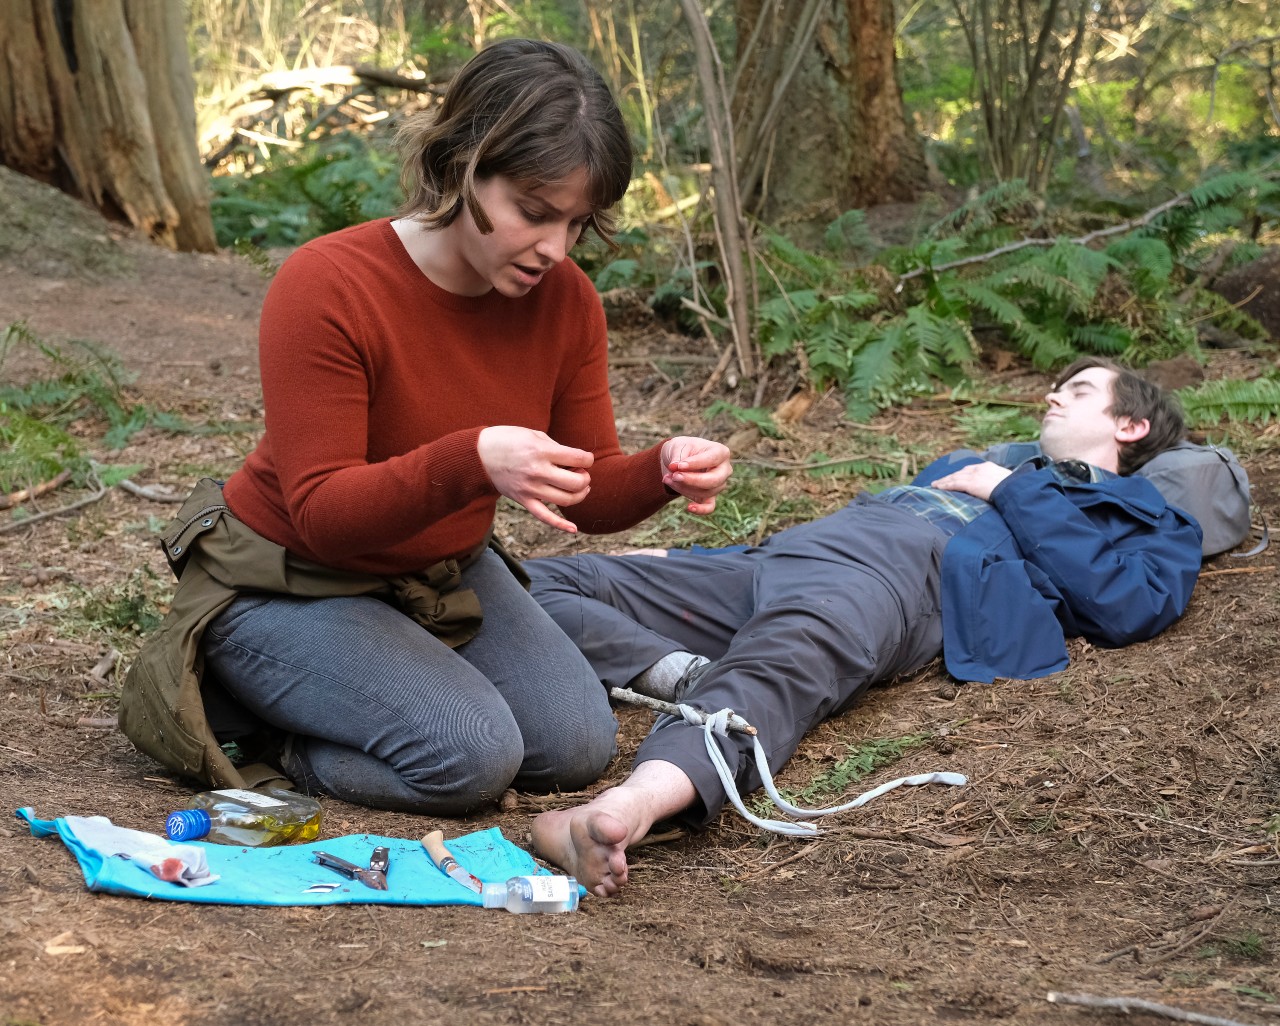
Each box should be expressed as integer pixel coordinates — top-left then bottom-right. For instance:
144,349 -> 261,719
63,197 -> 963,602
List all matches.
481,874 -> 580,913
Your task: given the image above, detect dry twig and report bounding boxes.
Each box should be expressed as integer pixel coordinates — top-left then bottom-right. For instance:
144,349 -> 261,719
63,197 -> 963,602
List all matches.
0,470 -> 72,510
1047,991 -> 1258,1026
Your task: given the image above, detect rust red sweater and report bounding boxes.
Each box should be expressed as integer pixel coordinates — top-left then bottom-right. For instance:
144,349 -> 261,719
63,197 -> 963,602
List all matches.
223,218 -> 672,575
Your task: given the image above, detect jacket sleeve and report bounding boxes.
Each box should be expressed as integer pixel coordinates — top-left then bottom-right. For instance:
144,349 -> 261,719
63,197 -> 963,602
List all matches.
989,469 -> 1202,647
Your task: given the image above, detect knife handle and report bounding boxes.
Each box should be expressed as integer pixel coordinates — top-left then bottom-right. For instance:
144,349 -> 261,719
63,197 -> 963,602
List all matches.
421,830 -> 458,872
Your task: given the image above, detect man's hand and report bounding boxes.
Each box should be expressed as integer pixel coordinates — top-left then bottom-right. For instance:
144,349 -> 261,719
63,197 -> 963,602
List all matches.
929,460 -> 1011,502
660,436 -> 732,515
478,426 -> 593,533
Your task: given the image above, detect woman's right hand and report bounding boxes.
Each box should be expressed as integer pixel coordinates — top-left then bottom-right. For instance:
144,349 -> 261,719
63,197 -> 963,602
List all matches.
478,426 -> 593,533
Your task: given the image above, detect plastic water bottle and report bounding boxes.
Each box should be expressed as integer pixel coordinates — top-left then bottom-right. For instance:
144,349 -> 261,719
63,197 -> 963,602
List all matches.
481,874 -> 580,914
165,787 -> 322,847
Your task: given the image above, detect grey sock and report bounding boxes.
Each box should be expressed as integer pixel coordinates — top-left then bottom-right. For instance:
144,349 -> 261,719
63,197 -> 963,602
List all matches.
628,652 -> 709,702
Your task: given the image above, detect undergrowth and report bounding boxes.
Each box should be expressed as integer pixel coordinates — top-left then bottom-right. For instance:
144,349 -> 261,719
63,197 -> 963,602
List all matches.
0,323 -> 198,495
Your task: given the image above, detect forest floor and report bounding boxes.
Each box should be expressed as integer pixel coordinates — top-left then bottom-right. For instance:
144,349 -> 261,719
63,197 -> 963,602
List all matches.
1,174 -> 1278,1026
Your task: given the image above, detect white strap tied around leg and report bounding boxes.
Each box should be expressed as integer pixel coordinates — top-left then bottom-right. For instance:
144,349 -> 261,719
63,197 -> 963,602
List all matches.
676,703 -> 967,838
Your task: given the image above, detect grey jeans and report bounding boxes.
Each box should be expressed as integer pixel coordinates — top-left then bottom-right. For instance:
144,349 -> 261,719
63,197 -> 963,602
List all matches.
203,549 -> 618,814
528,499 -> 948,825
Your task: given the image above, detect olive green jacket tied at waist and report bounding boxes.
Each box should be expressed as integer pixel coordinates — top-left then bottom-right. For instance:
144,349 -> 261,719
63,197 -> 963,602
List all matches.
118,478 -> 523,789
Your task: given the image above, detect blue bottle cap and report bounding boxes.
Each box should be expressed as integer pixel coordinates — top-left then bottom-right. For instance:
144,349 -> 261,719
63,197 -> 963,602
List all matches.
165,808 -> 212,841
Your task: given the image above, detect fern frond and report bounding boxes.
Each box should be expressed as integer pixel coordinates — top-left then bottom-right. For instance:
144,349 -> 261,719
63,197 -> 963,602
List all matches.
1068,322 -> 1132,355
1177,377 -> 1280,427
906,306 -> 977,369
990,262 -> 1090,311
1040,239 -> 1113,290
849,322 -> 913,400
951,281 -> 1027,328
824,210 -> 877,257
1105,236 -> 1175,296
1187,170 -> 1268,209
1009,322 -> 1078,369
928,180 -> 1036,240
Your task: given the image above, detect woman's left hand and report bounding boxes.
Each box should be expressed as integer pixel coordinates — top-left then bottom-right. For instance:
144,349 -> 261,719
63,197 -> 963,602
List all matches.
660,436 -> 733,515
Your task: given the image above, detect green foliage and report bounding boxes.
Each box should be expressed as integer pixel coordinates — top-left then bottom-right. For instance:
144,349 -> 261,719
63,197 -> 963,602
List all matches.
754,169 -> 1277,417
624,465 -> 817,550
952,402 -> 1042,450
0,324 -> 199,494
705,402 -> 782,438
791,734 -> 930,804
801,451 -> 909,481
0,409 -> 82,493
0,324 -> 192,451
1177,377 -> 1280,428
211,134 -> 401,248
76,568 -> 168,636
928,180 -> 1042,245
823,209 -> 878,259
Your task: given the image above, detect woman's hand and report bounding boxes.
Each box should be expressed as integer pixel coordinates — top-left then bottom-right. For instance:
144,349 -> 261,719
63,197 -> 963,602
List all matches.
478,426 -> 593,533
660,436 -> 733,515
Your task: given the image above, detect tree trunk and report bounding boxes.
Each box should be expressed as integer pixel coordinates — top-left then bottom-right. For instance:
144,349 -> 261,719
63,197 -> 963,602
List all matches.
0,0 -> 216,252
733,0 -> 926,232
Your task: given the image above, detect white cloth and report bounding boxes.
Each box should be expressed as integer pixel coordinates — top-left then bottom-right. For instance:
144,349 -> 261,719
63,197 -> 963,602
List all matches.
62,815 -> 218,887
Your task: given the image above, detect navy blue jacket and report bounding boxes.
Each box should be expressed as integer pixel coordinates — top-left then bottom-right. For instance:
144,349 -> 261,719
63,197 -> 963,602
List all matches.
912,451 -> 1202,682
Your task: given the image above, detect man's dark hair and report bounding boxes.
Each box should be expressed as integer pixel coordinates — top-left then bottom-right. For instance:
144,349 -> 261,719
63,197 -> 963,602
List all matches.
397,39 -> 632,246
1053,356 -> 1186,475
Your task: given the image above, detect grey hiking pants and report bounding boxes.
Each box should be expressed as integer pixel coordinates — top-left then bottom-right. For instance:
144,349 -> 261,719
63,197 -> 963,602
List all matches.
527,498 -> 948,825
202,549 -> 618,814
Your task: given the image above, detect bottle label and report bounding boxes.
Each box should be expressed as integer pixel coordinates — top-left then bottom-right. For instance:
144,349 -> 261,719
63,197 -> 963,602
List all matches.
527,876 -> 572,903
211,788 -> 287,808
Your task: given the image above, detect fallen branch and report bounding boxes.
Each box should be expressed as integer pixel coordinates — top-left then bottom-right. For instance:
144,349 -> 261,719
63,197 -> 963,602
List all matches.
88,649 -> 121,683
0,477 -> 109,534
1046,991 -> 1259,1026
0,470 -> 73,510
1198,566 -> 1274,578
609,686 -> 757,735
896,191 -> 1192,289
117,478 -> 185,503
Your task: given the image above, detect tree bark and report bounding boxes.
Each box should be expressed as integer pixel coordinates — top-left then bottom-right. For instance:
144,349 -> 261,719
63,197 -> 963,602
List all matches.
733,0 -> 926,231
0,0 -> 216,252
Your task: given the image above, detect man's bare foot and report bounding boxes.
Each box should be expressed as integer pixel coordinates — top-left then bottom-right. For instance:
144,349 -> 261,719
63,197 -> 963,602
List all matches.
530,760 -> 698,898
531,800 -> 633,897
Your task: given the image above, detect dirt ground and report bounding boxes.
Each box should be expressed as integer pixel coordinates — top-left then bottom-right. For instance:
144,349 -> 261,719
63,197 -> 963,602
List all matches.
1,182 -> 1278,1026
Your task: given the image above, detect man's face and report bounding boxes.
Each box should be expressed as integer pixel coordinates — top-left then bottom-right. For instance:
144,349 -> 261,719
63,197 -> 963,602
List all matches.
1038,366 -> 1135,468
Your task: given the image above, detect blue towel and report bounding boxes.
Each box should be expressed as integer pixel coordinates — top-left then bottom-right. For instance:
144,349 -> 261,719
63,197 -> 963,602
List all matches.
17,807 -> 559,907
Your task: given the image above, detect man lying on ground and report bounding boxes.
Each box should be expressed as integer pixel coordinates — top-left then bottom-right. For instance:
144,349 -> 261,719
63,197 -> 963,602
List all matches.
524,357 -> 1226,897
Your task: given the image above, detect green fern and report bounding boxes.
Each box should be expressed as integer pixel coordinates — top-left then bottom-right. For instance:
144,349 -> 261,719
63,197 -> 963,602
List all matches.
1177,377 -> 1280,427
1068,323 -> 1132,354
824,209 -> 878,258
1105,236 -> 1175,298
928,179 -> 1039,241
802,453 -> 906,479
0,323 -> 201,453
705,401 -> 783,438
950,280 -> 1027,329
0,409 -> 85,492
1186,170 -> 1274,209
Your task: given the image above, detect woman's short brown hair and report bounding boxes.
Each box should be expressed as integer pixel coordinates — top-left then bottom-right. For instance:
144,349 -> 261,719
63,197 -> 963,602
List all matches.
397,39 -> 632,246
1053,356 -> 1186,474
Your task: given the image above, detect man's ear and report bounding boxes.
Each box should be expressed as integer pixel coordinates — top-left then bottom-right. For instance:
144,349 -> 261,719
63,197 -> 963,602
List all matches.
1116,417 -> 1150,444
